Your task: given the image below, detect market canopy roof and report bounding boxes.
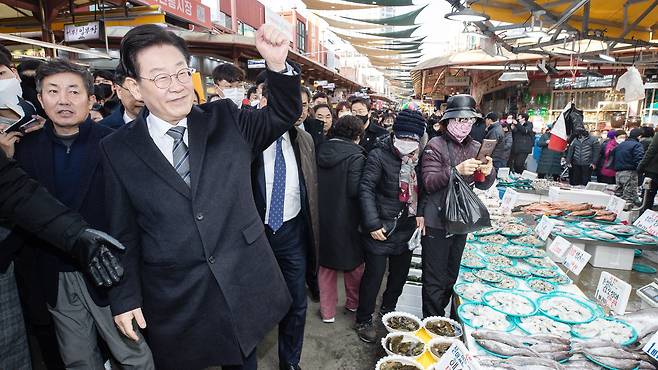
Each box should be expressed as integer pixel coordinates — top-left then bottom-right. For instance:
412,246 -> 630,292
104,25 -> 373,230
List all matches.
301,0 -> 376,11
362,25 -> 420,38
470,0 -> 658,43
342,4 -> 427,26
411,48 -> 543,71
339,0 -> 414,5
313,13 -> 380,30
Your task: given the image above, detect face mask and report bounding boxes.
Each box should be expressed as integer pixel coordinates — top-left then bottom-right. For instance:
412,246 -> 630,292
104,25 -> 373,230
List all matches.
20,75 -> 36,89
250,99 -> 260,107
222,87 -> 245,107
356,114 -> 369,125
0,78 -> 23,111
447,118 -> 473,142
394,137 -> 419,155
338,110 -> 351,118
616,138 -> 626,144
94,83 -> 113,100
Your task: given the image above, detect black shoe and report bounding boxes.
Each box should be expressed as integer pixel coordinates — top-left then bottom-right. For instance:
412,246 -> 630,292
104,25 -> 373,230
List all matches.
354,320 -> 377,343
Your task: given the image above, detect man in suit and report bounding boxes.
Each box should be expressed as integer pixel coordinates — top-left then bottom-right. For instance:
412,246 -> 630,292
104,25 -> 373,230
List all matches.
10,60 -> 153,369
251,85 -> 319,370
102,24 -> 300,370
99,65 -> 144,129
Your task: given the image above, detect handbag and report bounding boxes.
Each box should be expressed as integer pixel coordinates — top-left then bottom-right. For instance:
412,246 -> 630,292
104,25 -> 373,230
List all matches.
440,139 -> 492,235
382,208 -> 405,238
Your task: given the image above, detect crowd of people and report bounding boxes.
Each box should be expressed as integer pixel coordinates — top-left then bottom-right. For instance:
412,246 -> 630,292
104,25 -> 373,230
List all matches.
0,22 -> 657,370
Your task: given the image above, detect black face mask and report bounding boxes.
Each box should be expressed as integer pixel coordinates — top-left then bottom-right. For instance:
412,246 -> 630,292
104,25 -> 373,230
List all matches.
94,83 -> 113,101
356,114 -> 369,125
20,75 -> 36,89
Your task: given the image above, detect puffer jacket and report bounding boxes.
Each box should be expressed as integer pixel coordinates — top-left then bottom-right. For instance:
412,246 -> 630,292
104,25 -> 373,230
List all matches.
566,134 -> 601,166
359,135 -> 421,255
484,121 -> 507,164
511,121 -> 534,154
420,133 -> 496,230
613,138 -> 644,171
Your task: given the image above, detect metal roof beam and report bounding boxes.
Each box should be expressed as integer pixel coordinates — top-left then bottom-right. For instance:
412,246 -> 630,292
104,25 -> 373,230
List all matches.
516,0 -> 580,34
547,0 -> 589,33
610,0 -> 658,48
0,0 -> 38,12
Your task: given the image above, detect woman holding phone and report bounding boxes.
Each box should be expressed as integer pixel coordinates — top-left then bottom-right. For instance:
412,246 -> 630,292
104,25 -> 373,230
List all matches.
354,109 -> 426,343
420,95 -> 496,318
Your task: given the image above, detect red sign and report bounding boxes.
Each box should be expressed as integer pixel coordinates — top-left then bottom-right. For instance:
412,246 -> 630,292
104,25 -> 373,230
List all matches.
139,0 -> 211,29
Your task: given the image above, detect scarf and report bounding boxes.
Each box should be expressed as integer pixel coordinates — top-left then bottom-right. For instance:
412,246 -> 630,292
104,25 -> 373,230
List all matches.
397,148 -> 419,216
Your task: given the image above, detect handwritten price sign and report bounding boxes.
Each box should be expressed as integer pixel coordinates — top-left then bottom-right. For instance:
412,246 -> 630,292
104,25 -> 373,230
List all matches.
500,188 -> 519,215
634,209 -> 658,237
536,215 -> 556,241
562,246 -> 591,275
548,236 -> 571,260
606,195 -> 626,217
434,341 -> 481,370
595,271 -> 632,315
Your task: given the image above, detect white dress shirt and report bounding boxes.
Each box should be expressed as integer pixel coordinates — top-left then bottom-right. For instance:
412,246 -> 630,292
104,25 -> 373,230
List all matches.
146,113 -> 188,167
263,131 -> 301,224
123,110 -> 135,124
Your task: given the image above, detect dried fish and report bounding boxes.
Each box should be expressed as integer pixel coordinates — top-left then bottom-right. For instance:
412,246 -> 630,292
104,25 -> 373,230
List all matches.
504,355 -> 563,369
477,339 -> 540,357
583,346 -> 643,361
585,354 -> 639,370
472,330 -> 536,348
529,334 -> 571,345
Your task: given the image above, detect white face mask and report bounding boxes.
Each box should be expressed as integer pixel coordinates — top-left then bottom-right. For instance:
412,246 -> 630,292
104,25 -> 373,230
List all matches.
222,87 -> 245,107
0,78 -> 23,112
394,138 -> 419,155
250,99 -> 260,107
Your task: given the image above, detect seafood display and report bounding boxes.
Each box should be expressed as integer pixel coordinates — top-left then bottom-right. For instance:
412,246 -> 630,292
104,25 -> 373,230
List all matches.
593,209 -> 617,222
500,223 -> 531,236
453,283 -> 491,303
458,303 -> 513,331
384,313 -> 421,333
538,295 -> 595,324
460,271 -> 479,283
474,226 -> 500,236
546,273 -> 572,285
528,278 -> 557,293
428,340 -> 453,360
510,234 -> 545,247
460,257 -> 486,269
525,257 -> 556,269
423,317 -> 462,338
481,244 -> 502,255
531,268 -> 560,279
482,291 -> 536,316
516,315 -> 571,336
584,229 -> 622,242
626,233 -> 658,245
526,248 -> 547,258
478,234 -> 509,245
603,224 -> 638,236
499,247 -> 532,258
488,275 -> 516,290
383,334 -> 425,357
572,318 -> 636,345
474,269 -> 504,283
569,209 -> 596,217
552,225 -> 582,237
485,255 -> 515,268
376,356 -> 423,370
499,266 -> 530,278
577,221 -> 604,230
472,331 -> 572,361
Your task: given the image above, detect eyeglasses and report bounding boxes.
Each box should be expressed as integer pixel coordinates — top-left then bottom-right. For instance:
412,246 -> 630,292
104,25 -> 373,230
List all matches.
456,117 -> 475,124
140,67 -> 195,89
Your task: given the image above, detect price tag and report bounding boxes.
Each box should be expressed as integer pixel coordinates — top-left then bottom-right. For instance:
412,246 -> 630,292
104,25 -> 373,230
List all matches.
562,246 -> 591,275
535,215 -> 556,241
434,341 -> 481,370
521,170 -> 538,180
606,195 -> 626,216
643,332 -> 658,361
500,188 -> 519,215
634,210 -> 658,237
497,167 -> 510,180
548,236 -> 571,260
595,271 -> 632,315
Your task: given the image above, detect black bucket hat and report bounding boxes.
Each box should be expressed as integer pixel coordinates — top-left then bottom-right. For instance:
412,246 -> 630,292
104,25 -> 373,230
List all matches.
440,94 -> 481,122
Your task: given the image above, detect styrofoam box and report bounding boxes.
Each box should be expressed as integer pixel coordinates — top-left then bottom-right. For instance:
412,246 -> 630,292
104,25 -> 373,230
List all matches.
397,292 -> 422,307
584,244 -> 635,270
548,186 -> 611,207
413,246 -> 422,256
402,283 -> 422,297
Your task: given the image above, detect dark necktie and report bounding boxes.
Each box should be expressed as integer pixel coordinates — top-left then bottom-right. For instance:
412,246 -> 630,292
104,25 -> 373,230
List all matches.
268,137 -> 286,232
166,126 -> 191,187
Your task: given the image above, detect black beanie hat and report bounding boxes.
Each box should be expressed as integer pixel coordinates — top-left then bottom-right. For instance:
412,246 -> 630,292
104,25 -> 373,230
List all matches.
630,127 -> 643,139
393,109 -> 427,140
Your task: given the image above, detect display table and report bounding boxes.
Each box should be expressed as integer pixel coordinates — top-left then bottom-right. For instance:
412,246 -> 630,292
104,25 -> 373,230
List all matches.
548,186 -> 612,207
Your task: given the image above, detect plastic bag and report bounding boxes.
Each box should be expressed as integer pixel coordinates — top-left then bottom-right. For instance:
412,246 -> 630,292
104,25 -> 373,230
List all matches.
443,167 -> 491,235
407,227 -> 422,251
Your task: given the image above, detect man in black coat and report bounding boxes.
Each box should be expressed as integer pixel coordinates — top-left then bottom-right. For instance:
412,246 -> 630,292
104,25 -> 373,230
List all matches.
469,116 -> 486,143
509,112 -> 534,173
102,24 -> 300,370
300,86 -> 324,148
351,97 -> 388,152
483,112 -> 507,169
98,65 -> 144,129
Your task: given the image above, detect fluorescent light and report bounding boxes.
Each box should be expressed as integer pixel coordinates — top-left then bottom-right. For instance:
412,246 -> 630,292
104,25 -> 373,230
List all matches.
499,71 -> 529,81
445,7 -> 489,22
598,53 -> 616,62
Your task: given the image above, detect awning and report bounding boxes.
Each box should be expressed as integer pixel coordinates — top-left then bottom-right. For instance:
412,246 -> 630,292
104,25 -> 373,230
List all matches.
313,13 -> 381,30
339,0 -> 414,5
411,49 -> 543,71
301,0 -> 376,11
362,25 -> 420,39
342,4 -> 427,26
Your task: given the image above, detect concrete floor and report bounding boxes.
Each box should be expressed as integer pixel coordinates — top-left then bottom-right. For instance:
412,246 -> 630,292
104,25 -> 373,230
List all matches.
29,254 -> 657,370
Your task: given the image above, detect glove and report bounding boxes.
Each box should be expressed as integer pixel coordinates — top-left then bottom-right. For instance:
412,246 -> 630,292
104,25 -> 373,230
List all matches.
72,228 -> 126,287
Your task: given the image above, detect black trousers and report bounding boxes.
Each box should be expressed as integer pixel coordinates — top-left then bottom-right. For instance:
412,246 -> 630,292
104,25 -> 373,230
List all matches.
597,174 -> 616,184
356,248 -> 412,324
510,152 -> 529,174
570,165 -> 592,186
642,173 -> 658,212
421,228 -> 467,318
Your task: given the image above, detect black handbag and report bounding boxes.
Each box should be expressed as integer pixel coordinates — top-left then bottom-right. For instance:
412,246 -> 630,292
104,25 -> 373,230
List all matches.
382,208 -> 405,238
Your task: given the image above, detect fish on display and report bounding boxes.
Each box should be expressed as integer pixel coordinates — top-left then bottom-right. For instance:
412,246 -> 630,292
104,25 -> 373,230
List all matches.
477,339 -> 540,357
584,354 -> 639,370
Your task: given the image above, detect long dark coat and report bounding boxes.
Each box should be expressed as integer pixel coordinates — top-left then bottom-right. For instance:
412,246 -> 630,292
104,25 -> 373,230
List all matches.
100,70 -> 301,370
317,138 -> 366,270
537,132 -> 563,176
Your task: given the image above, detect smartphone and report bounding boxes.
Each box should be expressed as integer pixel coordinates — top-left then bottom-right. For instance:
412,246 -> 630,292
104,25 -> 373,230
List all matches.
3,117 -> 37,134
476,139 -> 497,161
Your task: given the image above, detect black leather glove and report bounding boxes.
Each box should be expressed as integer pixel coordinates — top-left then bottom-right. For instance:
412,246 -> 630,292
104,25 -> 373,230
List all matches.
72,228 -> 125,287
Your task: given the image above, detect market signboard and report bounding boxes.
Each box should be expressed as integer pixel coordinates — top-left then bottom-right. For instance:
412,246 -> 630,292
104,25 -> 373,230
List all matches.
445,76 -> 470,87
64,21 -> 104,42
135,0 -> 211,29
595,271 -> 631,315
